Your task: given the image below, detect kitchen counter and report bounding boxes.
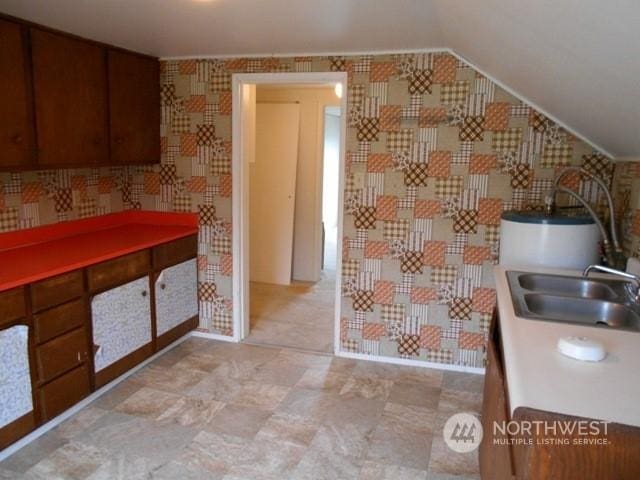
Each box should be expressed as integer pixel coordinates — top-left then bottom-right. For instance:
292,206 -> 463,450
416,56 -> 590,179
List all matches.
495,265 -> 640,427
0,211 -> 198,291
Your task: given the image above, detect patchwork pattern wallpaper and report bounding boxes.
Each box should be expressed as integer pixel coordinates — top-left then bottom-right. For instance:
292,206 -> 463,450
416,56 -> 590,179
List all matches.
0,166 -> 138,231
612,161 -> 640,257
0,52 -> 614,369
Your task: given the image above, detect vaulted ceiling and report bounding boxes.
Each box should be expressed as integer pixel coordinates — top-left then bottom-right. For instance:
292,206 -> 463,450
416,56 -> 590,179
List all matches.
1,0 -> 638,158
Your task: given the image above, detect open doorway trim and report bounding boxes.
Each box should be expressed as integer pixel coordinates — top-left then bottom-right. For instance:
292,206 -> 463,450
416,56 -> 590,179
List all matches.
231,72 -> 348,353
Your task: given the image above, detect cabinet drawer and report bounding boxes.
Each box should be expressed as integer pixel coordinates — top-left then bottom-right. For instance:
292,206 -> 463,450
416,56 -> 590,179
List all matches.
36,327 -> 88,383
34,298 -> 86,344
152,235 -> 197,270
0,286 -> 26,327
31,270 -> 83,312
87,250 -> 150,293
38,363 -> 90,421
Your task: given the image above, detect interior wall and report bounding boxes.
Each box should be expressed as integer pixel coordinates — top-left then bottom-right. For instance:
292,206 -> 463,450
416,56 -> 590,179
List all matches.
612,161 -> 640,258
0,167 -> 138,230
322,108 -> 341,270
256,87 -> 340,282
0,52 -> 615,369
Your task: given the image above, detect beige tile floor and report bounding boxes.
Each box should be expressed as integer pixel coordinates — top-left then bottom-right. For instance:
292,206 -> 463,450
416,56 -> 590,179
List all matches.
247,269 -> 336,353
0,338 -> 483,479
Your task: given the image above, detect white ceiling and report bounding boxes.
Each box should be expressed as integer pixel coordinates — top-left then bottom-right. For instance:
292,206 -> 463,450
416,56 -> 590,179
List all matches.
1,0 -> 638,157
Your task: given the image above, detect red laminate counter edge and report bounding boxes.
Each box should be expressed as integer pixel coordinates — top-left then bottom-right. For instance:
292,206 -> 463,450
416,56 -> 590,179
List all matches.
0,211 -> 199,291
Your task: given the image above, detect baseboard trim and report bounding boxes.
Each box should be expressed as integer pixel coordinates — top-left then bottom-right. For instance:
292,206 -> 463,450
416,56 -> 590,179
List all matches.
336,350 -> 485,375
190,330 -> 238,343
0,334 -> 191,462
193,329 -> 485,373
241,338 -> 334,356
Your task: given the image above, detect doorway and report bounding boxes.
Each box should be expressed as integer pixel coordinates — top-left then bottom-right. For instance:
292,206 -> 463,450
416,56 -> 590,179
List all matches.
231,72 -> 347,353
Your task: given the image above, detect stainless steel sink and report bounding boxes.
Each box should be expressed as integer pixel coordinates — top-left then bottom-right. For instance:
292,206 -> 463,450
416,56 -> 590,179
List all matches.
517,273 -> 619,300
506,271 -> 640,332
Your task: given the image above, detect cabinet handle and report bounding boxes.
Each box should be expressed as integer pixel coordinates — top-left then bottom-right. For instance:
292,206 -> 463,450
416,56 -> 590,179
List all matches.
141,290 -> 148,297
160,283 -> 166,290
12,134 -> 23,144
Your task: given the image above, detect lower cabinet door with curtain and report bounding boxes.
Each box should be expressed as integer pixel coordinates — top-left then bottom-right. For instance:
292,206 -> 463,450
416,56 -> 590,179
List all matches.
0,325 -> 35,449
91,276 -> 153,387
155,258 -> 198,349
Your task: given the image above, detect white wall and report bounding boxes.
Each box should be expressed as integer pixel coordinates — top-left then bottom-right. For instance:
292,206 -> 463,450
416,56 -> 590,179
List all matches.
256,86 -> 340,282
322,108 -> 341,270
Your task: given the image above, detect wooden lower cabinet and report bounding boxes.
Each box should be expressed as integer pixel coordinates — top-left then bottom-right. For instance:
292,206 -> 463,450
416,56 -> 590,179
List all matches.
0,234 -> 198,450
38,364 -> 91,421
479,316 -> 514,479
480,314 -> 640,480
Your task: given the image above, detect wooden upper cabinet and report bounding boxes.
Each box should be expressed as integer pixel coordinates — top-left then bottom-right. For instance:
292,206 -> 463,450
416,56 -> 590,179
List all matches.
108,50 -> 160,164
31,28 -> 109,166
0,19 -> 35,169
0,16 -> 159,171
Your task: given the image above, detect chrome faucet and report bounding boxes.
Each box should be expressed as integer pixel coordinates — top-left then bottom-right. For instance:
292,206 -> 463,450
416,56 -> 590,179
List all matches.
583,264 -> 640,303
544,167 -> 623,269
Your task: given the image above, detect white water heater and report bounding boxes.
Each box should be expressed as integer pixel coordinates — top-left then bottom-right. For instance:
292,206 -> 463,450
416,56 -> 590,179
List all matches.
499,211 -> 601,270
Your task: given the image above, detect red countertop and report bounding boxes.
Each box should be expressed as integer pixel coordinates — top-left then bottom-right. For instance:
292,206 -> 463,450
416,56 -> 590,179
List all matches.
0,211 -> 199,292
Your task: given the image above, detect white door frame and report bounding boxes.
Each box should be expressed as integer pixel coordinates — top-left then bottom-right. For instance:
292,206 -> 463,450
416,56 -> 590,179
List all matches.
231,71 -> 348,353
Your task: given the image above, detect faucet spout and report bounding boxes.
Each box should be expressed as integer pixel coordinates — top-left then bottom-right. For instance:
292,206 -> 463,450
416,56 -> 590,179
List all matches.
584,264 -> 640,303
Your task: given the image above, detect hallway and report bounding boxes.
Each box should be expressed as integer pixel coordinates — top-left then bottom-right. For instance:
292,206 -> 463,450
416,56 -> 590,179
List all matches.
247,270 -> 335,353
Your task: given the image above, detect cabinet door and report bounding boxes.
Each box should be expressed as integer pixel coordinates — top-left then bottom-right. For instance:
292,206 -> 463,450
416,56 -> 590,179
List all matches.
91,276 -> 152,373
155,258 -> 198,336
31,28 -> 109,167
0,20 -> 35,169
108,50 -> 160,164
0,325 -> 34,448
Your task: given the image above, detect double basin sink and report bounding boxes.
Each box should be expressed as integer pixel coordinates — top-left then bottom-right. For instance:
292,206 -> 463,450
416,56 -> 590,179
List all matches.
507,271 -> 640,332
